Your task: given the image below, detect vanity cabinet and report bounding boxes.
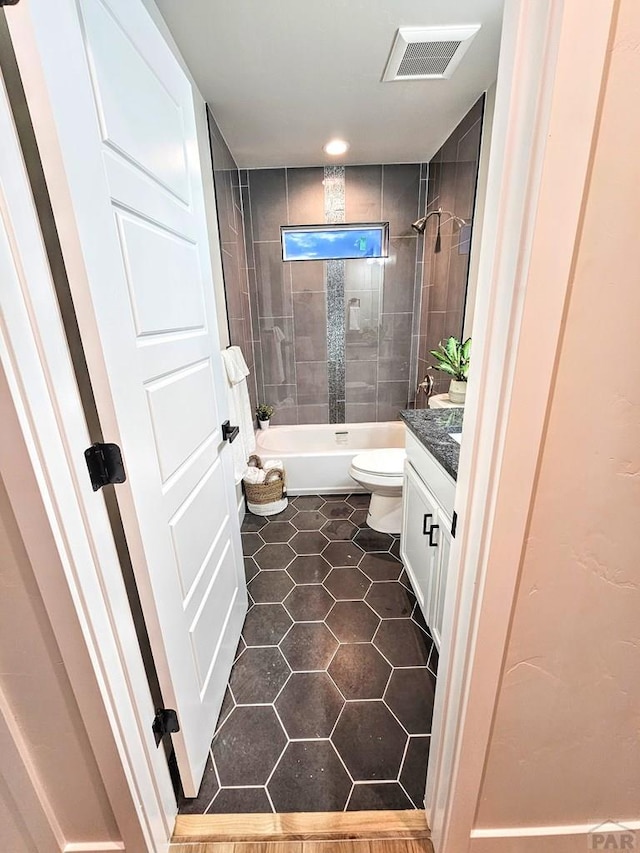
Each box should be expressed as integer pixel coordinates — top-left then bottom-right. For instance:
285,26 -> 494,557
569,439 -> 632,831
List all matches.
401,430 -> 455,650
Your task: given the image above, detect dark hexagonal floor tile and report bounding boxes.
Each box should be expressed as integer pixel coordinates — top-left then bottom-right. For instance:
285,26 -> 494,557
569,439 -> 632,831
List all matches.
242,513 -> 268,533
241,531 -> 264,556
399,736 -> 431,807
347,782 -> 413,811
328,643 -> 391,700
324,567 -> 370,600
353,528 -> 394,552
322,540 -> 364,567
384,667 -> 436,735
411,602 -> 432,637
268,741 -> 351,812
326,601 -> 380,643
398,568 -> 413,591
365,582 -> 416,618
321,519 -> 358,541
350,509 -> 369,527
244,556 -> 259,583
287,554 -> 331,585
215,686 -> 235,734
390,537 -> 401,560
373,619 -> 432,667
179,753 -> 219,814
269,503 -> 298,521
229,646 -> 290,704
332,701 -> 407,781
213,705 -> 286,786
275,672 -> 344,738
328,644 -> 391,700
259,521 -> 296,543
347,493 -> 371,509
279,622 -> 338,671
234,635 -> 246,662
292,511 -> 326,531
428,644 -> 439,675
360,552 -> 403,582
254,542 -> 296,570
242,603 -> 293,646
208,787 -> 272,814
320,502 -> 353,520
290,530 -> 329,555
248,570 -> 294,603
293,495 -> 325,511
284,585 -> 334,621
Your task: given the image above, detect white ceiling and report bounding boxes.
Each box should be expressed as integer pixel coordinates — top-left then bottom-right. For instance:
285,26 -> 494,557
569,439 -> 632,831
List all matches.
155,0 -> 504,168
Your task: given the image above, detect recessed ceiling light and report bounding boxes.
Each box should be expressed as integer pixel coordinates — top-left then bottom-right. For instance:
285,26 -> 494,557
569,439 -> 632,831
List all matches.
323,139 -> 350,156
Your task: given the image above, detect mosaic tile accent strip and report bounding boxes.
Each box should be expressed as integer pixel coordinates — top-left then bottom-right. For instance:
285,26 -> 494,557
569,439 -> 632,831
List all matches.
323,165 -> 346,224
324,166 -> 346,423
179,494 -> 437,815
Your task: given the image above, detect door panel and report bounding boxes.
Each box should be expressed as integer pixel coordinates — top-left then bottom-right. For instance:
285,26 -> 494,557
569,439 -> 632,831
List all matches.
23,0 -> 247,795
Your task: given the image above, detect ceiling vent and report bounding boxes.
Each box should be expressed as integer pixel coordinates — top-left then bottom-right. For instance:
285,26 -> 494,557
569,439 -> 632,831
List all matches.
382,25 -> 481,81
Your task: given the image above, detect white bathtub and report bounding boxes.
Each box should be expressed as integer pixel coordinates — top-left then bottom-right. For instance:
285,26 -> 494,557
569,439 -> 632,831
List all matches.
255,421 -> 406,495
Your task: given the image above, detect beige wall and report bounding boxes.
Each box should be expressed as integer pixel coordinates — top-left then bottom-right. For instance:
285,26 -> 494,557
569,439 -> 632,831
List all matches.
0,476 -> 119,848
476,0 -> 640,830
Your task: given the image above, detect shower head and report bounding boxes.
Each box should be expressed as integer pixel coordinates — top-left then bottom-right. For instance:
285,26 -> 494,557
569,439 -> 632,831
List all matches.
411,216 -> 428,234
412,209 -> 468,234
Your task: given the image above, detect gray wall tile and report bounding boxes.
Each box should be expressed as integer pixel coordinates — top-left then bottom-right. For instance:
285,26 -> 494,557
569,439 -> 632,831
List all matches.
287,167 -> 325,224
296,361 -> 329,406
254,242 -> 292,318
248,169 -> 287,241
345,166 -> 382,222
294,292 -> 328,362
383,164 -> 421,236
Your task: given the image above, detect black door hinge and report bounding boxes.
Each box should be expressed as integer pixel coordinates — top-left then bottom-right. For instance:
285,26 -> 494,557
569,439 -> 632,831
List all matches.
152,708 -> 180,746
84,442 -> 126,491
451,510 -> 458,538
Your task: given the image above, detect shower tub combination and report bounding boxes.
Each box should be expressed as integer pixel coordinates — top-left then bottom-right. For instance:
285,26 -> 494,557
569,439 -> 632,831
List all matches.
255,421 -> 405,495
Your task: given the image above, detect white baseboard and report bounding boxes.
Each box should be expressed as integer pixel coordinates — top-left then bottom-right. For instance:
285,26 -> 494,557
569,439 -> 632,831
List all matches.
470,819 -> 640,853
64,843 -> 125,853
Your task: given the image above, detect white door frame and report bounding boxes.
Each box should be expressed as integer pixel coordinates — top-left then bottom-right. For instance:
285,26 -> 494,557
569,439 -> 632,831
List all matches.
1,0 -> 616,849
426,1 -> 616,850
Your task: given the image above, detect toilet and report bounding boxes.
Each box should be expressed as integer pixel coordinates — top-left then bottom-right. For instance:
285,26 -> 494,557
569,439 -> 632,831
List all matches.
349,448 -> 406,534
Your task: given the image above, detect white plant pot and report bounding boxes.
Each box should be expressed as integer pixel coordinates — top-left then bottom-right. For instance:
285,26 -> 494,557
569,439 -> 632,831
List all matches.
448,380 -> 467,404
258,419 -> 270,430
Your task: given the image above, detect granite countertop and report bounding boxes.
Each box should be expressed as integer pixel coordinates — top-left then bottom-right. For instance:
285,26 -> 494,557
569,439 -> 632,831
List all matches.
399,408 -> 464,481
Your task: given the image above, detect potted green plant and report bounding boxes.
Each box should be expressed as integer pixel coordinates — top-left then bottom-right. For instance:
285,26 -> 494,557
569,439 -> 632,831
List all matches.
256,403 -> 274,430
429,336 -> 471,404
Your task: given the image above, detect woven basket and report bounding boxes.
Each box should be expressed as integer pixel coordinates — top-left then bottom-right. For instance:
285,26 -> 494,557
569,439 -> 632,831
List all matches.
244,467 -> 286,505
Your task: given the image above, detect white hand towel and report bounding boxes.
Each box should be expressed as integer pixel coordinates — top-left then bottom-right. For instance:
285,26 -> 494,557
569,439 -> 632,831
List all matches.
221,346 -> 256,484
263,459 -> 284,471
242,467 -> 266,484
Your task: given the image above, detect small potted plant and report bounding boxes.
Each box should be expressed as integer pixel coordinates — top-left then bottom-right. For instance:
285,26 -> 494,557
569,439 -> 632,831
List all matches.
256,403 -> 274,430
429,336 -> 471,404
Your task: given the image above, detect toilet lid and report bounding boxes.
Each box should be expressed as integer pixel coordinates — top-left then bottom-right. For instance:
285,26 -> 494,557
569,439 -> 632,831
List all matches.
351,448 -> 406,476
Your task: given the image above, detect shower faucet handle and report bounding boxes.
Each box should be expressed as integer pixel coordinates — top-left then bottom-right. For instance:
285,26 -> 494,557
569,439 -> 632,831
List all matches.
417,375 -> 434,397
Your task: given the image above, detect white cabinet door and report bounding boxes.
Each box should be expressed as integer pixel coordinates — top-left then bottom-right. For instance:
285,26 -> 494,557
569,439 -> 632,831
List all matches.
430,511 -> 453,651
23,0 -> 247,795
401,463 -> 439,617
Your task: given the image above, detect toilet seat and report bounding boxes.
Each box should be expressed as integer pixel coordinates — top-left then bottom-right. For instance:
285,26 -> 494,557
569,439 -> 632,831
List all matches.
351,448 -> 406,477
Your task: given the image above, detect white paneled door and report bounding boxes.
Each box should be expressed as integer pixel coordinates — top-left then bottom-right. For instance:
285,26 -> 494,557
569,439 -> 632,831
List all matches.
21,0 -> 247,795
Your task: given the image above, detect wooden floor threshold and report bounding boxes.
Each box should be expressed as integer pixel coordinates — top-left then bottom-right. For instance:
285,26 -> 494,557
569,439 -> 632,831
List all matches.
172,810 -> 430,844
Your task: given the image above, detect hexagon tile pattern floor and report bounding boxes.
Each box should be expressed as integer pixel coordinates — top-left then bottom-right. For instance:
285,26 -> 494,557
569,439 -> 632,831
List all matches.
179,494 -> 438,815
